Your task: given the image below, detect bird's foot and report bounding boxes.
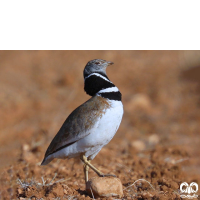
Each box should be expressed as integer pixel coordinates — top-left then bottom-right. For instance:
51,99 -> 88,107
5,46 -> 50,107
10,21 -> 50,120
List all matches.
98,173 -> 117,178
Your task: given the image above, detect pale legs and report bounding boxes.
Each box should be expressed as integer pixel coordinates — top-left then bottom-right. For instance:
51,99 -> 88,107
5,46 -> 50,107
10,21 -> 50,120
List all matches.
81,155 -> 116,183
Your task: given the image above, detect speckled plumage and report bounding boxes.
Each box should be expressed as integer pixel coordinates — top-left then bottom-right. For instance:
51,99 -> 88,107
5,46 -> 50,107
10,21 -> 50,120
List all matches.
42,95 -> 113,164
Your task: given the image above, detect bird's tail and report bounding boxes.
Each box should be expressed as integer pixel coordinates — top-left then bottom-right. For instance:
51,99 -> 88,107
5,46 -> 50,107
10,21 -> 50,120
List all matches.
41,156 -> 53,165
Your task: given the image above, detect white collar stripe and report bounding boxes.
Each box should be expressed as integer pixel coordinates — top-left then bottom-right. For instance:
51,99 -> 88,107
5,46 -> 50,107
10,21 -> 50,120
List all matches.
98,87 -> 119,94
84,73 -> 111,83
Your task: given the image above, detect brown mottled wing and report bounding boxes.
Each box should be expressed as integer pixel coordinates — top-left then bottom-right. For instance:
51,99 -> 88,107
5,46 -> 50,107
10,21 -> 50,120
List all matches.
44,96 -> 110,158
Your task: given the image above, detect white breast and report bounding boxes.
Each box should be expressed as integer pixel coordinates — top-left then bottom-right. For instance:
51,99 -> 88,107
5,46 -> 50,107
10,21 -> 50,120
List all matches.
52,100 -> 123,161
77,100 -> 123,159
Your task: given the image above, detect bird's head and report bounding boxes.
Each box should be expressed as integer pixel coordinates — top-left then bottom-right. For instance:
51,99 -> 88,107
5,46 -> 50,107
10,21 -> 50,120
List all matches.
84,59 -> 114,78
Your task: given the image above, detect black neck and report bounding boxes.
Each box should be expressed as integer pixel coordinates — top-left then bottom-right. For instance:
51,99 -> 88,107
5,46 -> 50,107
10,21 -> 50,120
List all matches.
84,73 -> 122,101
84,74 -> 115,96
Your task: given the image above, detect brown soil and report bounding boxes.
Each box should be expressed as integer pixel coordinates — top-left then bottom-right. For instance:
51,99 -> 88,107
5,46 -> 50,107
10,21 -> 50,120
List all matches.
0,51 -> 200,199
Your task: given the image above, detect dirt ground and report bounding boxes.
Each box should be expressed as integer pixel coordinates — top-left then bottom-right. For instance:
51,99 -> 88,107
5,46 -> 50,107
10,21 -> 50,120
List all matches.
0,51 -> 200,199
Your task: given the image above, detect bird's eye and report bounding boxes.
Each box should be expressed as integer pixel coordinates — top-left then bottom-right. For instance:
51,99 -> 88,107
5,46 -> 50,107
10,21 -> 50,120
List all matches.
95,62 -> 100,65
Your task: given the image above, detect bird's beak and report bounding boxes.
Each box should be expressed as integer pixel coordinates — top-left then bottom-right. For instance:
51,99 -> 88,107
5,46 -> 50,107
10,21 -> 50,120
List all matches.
107,61 -> 114,66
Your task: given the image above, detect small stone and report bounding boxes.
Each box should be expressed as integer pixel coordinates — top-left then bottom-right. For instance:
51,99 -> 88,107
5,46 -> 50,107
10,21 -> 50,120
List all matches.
141,192 -> 153,198
86,177 -> 123,198
17,188 -> 23,195
148,134 -> 159,145
160,185 -> 168,191
170,181 -> 179,190
131,140 -> 146,151
22,144 -> 30,151
63,189 -> 68,194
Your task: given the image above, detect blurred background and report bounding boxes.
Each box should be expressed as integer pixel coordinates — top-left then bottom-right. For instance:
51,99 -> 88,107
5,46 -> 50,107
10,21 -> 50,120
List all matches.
0,51 -> 200,198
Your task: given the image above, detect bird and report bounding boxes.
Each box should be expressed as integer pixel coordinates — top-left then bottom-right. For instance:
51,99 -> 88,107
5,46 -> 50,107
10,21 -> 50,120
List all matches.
41,59 -> 123,183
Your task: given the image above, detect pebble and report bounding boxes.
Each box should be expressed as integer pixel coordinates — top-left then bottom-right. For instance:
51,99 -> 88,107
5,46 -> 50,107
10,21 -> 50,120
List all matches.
86,177 -> 123,198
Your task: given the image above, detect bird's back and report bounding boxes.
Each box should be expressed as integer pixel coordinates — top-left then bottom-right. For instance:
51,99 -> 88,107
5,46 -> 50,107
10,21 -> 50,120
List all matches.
42,95 -> 111,164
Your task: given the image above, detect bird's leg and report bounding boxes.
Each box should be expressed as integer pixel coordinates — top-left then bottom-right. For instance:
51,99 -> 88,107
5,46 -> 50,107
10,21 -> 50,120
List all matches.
83,163 -> 89,183
81,155 -> 116,178
81,155 -> 103,176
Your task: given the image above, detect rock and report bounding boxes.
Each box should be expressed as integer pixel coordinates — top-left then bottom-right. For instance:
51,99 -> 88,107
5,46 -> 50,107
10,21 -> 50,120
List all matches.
86,177 -> 123,198
148,134 -> 159,145
141,192 -> 153,198
131,140 -> 146,151
17,188 -> 23,195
